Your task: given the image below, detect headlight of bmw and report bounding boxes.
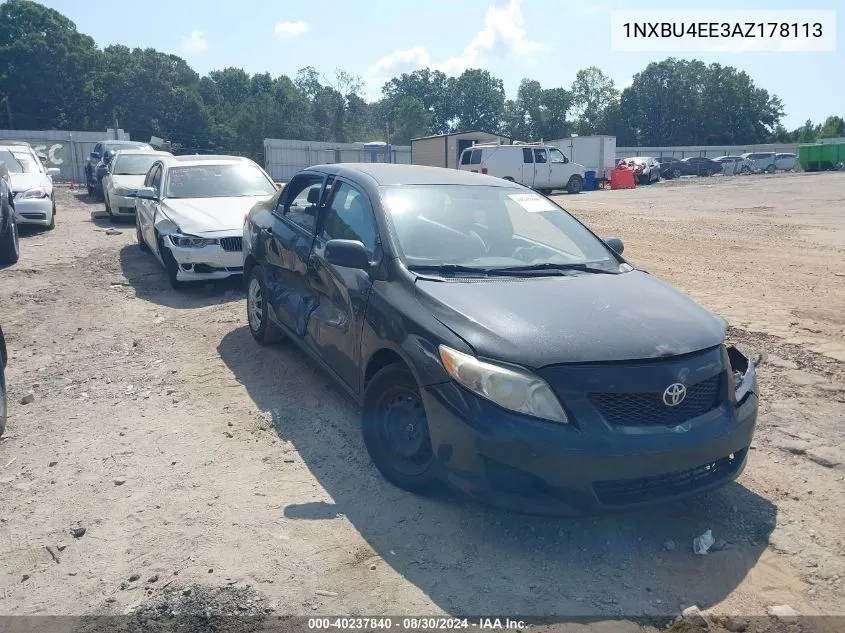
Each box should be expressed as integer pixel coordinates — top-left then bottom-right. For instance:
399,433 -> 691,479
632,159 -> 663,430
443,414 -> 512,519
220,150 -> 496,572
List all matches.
438,345 -> 569,423
168,234 -> 218,248
21,187 -> 47,199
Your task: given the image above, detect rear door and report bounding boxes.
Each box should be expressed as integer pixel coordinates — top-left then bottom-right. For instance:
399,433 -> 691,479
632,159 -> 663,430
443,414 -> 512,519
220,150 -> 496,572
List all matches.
533,148 -> 550,188
265,172 -> 326,339
308,178 -> 381,392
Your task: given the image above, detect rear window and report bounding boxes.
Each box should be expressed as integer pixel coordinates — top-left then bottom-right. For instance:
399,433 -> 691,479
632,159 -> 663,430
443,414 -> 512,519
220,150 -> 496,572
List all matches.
460,150 -> 472,165
470,149 -> 481,165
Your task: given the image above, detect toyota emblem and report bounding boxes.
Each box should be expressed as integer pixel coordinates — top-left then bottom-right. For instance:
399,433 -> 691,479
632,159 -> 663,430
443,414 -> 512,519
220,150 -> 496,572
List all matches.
663,383 -> 687,407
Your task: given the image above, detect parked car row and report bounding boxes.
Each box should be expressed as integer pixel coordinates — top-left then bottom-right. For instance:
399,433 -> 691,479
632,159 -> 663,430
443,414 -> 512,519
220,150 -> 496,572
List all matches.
644,152 -> 798,180
112,156 -> 760,513
85,139 -> 155,198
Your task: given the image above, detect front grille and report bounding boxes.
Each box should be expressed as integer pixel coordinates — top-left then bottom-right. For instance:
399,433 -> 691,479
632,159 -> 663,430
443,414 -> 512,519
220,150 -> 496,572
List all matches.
593,449 -> 746,506
589,374 -> 722,427
219,237 -> 242,252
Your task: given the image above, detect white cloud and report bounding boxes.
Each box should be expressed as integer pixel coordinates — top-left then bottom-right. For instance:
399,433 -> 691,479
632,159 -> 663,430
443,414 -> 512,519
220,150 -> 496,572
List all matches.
181,30 -> 208,54
274,21 -> 309,40
364,0 -> 541,97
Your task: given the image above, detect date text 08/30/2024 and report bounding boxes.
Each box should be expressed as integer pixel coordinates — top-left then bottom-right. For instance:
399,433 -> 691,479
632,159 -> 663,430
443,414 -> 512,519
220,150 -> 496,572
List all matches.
307,617 -> 527,630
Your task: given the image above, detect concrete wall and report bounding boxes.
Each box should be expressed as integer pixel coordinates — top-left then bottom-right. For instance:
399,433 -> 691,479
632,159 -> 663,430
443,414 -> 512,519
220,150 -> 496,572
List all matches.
0,128 -> 130,182
263,138 -> 411,182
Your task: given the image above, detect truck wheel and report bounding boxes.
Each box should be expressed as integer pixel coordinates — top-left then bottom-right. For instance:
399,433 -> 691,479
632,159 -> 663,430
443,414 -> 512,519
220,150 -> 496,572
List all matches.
362,363 -> 439,494
566,175 -> 583,194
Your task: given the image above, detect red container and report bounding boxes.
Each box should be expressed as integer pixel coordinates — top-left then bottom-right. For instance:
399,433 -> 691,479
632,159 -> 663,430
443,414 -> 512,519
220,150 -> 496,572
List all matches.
610,168 -> 636,190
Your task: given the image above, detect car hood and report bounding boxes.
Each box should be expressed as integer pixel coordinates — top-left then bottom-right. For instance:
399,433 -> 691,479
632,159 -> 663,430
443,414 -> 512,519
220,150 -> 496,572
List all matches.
415,270 -> 725,367
161,196 -> 273,235
9,173 -> 45,193
110,175 -> 146,190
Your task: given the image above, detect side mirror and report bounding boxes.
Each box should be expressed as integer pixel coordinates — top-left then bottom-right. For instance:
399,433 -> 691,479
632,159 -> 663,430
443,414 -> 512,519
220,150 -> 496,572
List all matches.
306,187 -> 320,204
134,187 -> 157,200
604,236 -> 624,255
324,239 -> 370,269
90,152 -> 101,160
46,168 -> 60,178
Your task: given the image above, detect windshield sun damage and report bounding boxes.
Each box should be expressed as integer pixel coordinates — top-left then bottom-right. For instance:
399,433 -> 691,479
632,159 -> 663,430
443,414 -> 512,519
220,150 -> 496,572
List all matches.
113,154 -> 160,175
380,185 -> 620,273
0,150 -> 39,174
164,164 -> 277,199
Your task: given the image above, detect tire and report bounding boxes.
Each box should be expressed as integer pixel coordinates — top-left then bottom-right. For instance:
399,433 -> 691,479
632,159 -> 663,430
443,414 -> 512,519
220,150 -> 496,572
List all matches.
136,219 -> 148,252
672,168 -> 681,179
246,265 -> 285,344
157,233 -> 183,289
0,360 -> 6,439
766,164 -> 776,174
566,175 -> 583,194
0,214 -> 19,265
362,363 -> 439,494
86,184 -> 93,197
46,200 -> 55,230
105,194 -> 114,219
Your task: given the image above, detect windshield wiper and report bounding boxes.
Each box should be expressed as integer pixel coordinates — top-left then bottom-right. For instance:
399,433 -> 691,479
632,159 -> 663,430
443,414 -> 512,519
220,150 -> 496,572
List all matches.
486,262 -> 618,275
407,264 -> 493,276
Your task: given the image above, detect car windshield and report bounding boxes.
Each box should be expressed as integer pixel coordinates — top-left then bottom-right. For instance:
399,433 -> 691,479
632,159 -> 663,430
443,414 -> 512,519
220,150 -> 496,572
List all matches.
380,185 -> 619,271
0,150 -> 39,174
107,143 -> 150,152
113,154 -> 161,175
164,164 -> 277,199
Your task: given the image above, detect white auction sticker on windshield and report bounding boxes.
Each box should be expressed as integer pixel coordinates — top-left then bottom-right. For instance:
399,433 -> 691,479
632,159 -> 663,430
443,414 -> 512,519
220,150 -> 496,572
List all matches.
508,193 -> 556,212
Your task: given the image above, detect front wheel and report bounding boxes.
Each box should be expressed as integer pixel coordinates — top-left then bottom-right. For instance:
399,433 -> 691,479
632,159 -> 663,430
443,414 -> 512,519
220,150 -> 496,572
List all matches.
566,175 -> 583,194
136,220 -> 149,251
362,363 -> 439,494
46,200 -> 55,230
246,265 -> 285,344
766,164 -> 776,174
672,168 -> 681,179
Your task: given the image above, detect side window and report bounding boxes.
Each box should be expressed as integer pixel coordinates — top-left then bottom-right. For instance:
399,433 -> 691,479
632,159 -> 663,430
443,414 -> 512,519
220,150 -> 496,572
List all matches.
522,148 -> 533,164
321,182 -> 378,252
470,149 -> 482,165
149,166 -> 162,192
278,174 -> 323,233
534,149 -> 547,164
93,143 -> 102,155
549,149 -> 567,164
460,150 -> 472,165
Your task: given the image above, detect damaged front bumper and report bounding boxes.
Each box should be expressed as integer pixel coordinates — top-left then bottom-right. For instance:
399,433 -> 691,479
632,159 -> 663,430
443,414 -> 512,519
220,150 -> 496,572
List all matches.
165,238 -> 243,281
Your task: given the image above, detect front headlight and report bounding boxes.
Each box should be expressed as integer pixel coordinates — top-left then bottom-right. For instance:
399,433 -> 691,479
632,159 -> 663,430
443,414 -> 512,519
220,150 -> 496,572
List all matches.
438,345 -> 569,424
169,234 -> 218,248
21,187 -> 47,199
727,346 -> 757,404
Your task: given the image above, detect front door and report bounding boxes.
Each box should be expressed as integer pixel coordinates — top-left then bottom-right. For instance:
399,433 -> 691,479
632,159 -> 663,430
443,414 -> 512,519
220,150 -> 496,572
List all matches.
521,148 -> 534,186
309,179 -> 380,392
266,173 -> 325,339
548,147 -> 573,188
137,163 -> 162,254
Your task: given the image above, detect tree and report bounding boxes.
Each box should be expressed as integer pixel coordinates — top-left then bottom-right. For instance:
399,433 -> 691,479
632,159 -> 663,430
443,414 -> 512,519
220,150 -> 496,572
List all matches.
0,0 -> 100,128
392,97 -> 431,144
382,68 -> 452,134
448,69 -> 505,132
797,119 -> 820,143
819,115 -> 845,139
571,67 -> 618,136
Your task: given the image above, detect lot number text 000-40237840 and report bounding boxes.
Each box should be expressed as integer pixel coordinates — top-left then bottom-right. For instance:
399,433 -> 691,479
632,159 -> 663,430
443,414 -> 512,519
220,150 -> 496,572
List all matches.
610,10 -> 837,53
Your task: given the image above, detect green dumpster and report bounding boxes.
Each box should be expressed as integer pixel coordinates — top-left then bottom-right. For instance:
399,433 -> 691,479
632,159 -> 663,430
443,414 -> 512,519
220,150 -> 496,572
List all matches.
798,143 -> 845,171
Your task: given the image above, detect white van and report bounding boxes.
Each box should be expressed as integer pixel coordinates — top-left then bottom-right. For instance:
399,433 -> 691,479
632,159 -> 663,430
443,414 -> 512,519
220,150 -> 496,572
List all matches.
457,143 -> 586,194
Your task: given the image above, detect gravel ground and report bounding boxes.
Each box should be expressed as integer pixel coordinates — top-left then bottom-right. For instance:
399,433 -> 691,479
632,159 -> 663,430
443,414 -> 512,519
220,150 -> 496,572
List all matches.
0,172 -> 843,632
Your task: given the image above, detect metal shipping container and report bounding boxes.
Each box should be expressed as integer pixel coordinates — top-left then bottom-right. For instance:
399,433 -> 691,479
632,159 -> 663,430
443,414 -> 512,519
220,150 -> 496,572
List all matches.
799,143 -> 845,171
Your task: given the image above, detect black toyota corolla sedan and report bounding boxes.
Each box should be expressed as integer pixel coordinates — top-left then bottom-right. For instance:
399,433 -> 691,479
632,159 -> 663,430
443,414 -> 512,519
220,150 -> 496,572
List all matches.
242,164 -> 758,514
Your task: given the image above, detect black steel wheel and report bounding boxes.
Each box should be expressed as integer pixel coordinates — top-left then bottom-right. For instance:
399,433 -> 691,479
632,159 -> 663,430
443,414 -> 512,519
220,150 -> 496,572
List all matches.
362,363 -> 439,493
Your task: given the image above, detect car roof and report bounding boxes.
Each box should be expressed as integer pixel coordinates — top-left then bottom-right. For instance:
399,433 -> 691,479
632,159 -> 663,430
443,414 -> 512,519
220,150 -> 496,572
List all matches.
305,163 -> 517,187
162,155 -> 256,168
102,140 -> 151,146
113,149 -> 172,157
0,144 -> 35,153
0,140 -> 33,147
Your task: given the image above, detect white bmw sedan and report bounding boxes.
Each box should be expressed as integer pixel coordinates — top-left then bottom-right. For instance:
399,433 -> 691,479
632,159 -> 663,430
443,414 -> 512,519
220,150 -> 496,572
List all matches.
133,155 -> 279,288
0,142 -> 60,229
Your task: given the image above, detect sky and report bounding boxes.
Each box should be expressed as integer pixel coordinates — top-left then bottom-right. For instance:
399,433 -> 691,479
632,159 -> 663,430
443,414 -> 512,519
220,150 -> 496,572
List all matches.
38,0 -> 842,130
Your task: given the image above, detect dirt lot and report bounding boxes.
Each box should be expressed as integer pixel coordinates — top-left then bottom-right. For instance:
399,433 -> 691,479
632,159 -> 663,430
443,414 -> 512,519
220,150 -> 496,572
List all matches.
0,172 -> 844,632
